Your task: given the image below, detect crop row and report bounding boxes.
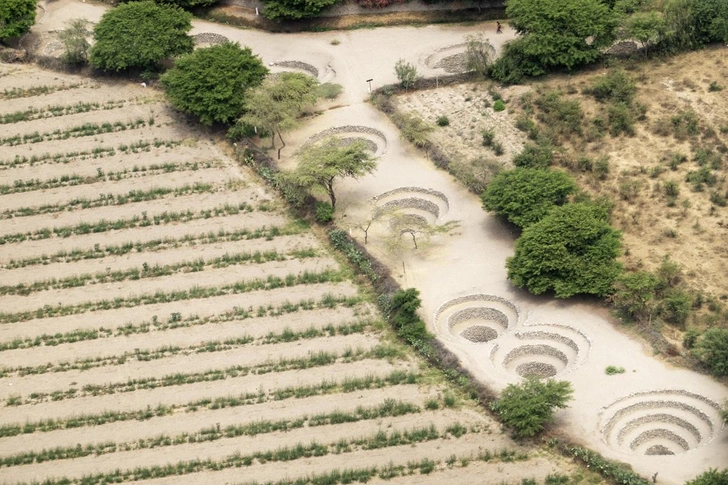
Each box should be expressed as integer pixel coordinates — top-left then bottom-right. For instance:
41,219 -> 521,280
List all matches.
0,399 -> 423,467
1,182 -> 218,219
0,202 -> 256,245
0,119 -> 151,146
0,247 -> 318,296
15,345 -> 396,405
0,100 -> 128,125
0,160 -> 218,195
3,320 -> 367,377
1,223 -> 305,269
0,370 -> 420,437
0,293 -> 359,352
237,447 -> 528,485
7,424 -> 470,485
0,139 -> 182,169
0,83 -> 86,100
0,268 -> 345,324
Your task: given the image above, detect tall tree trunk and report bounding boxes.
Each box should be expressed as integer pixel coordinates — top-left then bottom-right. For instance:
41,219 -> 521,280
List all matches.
277,130 -> 286,160
326,178 -> 336,210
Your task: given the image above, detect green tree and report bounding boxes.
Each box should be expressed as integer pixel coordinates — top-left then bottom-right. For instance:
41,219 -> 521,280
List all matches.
261,0 -> 339,21
481,168 -> 577,228
506,203 -> 623,298
685,468 -> 728,485
89,1 -> 193,72
623,11 -> 667,49
394,59 -> 418,92
610,271 -> 660,321
238,72 -> 320,159
161,42 -> 267,126
693,328 -> 728,377
0,0 -> 36,43
59,18 -> 91,65
156,0 -> 220,9
465,33 -> 494,78
388,288 -> 431,345
694,0 -> 728,43
282,137 -> 377,210
491,378 -> 573,438
493,0 -> 617,80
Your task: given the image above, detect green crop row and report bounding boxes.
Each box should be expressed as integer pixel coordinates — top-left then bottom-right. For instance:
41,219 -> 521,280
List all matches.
0,119 -> 148,146
0,399 -> 421,467
0,100 -> 127,125
0,370 -> 420,437
0,202 -> 254,245
0,268 -> 345,323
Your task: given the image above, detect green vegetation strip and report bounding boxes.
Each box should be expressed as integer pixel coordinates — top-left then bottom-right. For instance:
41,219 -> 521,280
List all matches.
0,399 -> 423,467
0,83 -> 85,100
0,370 -> 420,437
2,320 -> 368,377
0,139 -> 181,169
0,202 -> 255,245
0,247 -> 318,296
1,183 -> 217,220
0,119 -> 149,147
237,447 -> 528,485
0,100 -> 128,124
0,268 -> 345,324
14,344 -> 404,405
0,160 -> 217,196
2,223 -> 306,270
10,424 -> 467,484
0,293 -> 356,352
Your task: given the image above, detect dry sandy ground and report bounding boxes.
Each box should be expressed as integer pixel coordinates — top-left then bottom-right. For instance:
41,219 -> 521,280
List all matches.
10,1 -> 728,483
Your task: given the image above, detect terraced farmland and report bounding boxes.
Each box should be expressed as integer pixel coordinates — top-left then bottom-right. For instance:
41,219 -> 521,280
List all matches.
0,63 -> 589,485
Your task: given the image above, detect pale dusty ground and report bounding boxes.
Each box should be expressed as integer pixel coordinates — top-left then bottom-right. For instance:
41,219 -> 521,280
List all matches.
1,2 -> 725,484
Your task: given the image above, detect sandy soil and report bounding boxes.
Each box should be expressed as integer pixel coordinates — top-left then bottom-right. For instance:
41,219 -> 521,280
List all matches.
0,2 -> 724,484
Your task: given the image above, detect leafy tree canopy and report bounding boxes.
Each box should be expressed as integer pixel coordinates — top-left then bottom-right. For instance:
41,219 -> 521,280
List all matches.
685,468 -> 728,485
693,328 -> 728,377
491,378 -> 573,438
261,0 -> 339,21
161,42 -> 267,126
491,0 -> 617,82
506,202 -> 623,298
282,137 -> 377,210
238,72 -> 320,158
89,1 -> 193,72
481,168 -> 577,229
0,0 -> 36,43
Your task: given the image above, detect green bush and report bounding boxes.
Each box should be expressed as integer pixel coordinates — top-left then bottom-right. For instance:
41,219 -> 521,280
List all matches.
693,328 -> 728,377
513,142 -> 554,169
493,99 -> 506,112
482,128 -> 495,146
436,115 -> 450,127
611,271 -> 660,321
0,0 -> 36,42
316,82 -> 342,99
506,202 -> 622,298
685,468 -> 728,485
491,378 -> 573,438
605,365 -> 626,375
481,168 -> 577,228
586,70 -> 636,104
534,91 -> 583,137
607,103 -> 636,136
314,202 -> 334,224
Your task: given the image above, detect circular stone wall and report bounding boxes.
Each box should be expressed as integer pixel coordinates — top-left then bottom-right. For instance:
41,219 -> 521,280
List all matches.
302,125 -> 387,157
372,187 -> 450,225
489,324 -> 591,379
600,390 -> 724,455
434,294 -> 518,344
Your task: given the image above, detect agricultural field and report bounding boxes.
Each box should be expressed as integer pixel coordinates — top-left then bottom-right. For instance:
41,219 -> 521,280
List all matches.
0,63 -> 589,485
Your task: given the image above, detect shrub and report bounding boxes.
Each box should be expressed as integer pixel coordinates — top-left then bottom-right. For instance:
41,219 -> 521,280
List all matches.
160,42 -> 268,126
481,168 -> 577,228
685,468 -> 728,485
0,0 -> 36,42
659,289 -> 692,326
316,83 -> 343,99
607,103 -> 636,136
686,167 -> 717,191
436,115 -> 450,127
59,18 -> 91,65
493,99 -> 506,112
693,328 -> 728,377
394,59 -> 418,91
314,202 -> 334,224
586,70 -> 636,105
90,1 -> 193,72
610,271 -> 660,321
605,365 -> 626,375
481,128 -> 495,147
534,91 -> 583,137
261,0 -> 338,20
506,202 -> 622,298
392,112 -> 433,149
513,142 -> 554,169
491,378 -> 573,438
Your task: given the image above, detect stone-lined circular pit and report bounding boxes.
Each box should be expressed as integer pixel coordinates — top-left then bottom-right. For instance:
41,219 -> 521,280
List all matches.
600,390 -> 724,455
434,294 -> 518,344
